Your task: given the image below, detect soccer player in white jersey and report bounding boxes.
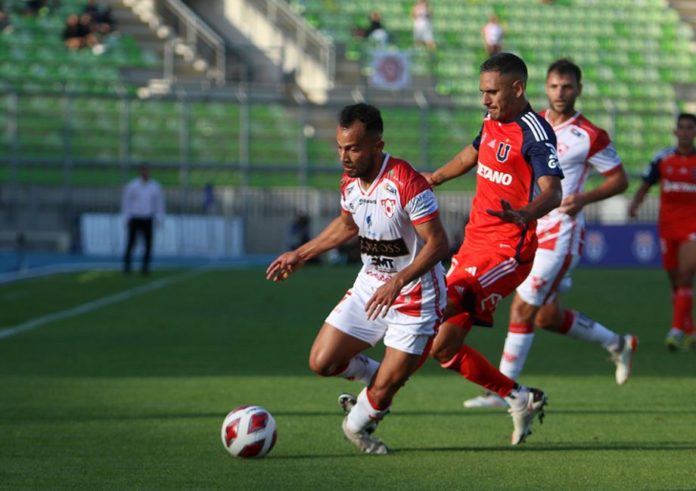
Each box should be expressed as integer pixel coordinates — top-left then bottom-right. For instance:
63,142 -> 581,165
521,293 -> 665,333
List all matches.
464,59 -> 638,409
266,103 -> 449,454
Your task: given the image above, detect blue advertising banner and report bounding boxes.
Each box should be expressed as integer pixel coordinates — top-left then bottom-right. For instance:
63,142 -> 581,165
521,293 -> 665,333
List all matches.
580,224 -> 661,267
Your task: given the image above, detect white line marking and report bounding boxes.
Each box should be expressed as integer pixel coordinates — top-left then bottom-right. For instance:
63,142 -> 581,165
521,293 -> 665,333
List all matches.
0,268 -> 206,340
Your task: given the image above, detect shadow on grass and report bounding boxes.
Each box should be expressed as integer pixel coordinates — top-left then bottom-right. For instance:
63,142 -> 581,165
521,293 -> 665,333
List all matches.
267,442 -> 696,460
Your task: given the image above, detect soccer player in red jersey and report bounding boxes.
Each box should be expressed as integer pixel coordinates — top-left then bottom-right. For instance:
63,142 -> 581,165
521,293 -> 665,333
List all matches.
464,59 -> 637,410
267,103 -> 449,454
424,52 -> 564,445
629,113 -> 696,351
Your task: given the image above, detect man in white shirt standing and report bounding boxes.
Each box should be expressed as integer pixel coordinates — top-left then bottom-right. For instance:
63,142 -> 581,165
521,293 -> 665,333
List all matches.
121,164 -> 165,275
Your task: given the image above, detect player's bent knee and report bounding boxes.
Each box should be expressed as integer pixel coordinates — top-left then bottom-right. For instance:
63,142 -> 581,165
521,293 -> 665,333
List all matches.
308,354 -> 343,377
430,342 -> 458,364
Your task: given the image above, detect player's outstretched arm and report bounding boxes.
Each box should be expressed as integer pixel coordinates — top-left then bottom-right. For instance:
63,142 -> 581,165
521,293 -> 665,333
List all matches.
559,167 -> 628,216
266,213 -> 358,282
365,217 -> 449,320
628,181 -> 652,218
487,175 -> 563,224
424,145 -> 478,187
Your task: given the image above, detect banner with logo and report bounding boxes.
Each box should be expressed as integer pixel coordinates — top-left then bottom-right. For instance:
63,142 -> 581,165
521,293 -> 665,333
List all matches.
370,50 -> 410,90
580,224 -> 660,267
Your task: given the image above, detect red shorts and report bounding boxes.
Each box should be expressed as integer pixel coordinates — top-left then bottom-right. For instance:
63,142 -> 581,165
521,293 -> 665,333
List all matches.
660,231 -> 696,270
447,249 -> 533,327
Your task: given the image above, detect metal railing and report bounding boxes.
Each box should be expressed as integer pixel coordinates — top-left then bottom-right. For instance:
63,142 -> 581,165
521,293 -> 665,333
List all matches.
257,0 -> 335,87
154,0 -> 227,85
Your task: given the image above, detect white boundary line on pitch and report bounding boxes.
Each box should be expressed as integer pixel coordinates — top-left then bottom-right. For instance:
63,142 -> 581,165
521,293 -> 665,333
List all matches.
0,267 -> 207,341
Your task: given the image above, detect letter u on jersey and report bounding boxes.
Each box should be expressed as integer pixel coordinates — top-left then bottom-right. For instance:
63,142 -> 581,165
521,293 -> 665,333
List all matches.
496,142 -> 511,163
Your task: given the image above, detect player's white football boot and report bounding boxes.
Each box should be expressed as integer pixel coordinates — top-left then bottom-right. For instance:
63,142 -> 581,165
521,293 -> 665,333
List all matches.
463,391 -> 508,409
612,334 -> 638,385
338,393 -> 379,434
341,417 -> 389,455
665,329 -> 683,352
507,387 -> 547,446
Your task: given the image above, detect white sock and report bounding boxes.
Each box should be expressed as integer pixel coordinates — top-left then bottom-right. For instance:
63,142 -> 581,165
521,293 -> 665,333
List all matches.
499,332 -> 535,381
337,354 -> 379,385
566,311 -> 621,352
345,387 -> 389,433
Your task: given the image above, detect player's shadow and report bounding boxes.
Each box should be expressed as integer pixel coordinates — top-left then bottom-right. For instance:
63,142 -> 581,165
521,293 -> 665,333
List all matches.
268,441 -> 696,460
398,442 -> 696,453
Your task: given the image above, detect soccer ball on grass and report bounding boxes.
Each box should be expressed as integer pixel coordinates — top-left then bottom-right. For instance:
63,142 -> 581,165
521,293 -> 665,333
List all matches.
221,405 -> 277,458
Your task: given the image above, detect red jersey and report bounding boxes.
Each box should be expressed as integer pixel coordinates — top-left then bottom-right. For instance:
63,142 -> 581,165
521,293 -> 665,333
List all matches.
643,148 -> 696,237
464,105 -> 563,262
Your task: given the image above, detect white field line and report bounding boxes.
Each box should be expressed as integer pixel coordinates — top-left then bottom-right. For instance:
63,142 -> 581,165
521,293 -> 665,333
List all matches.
0,268 -> 206,340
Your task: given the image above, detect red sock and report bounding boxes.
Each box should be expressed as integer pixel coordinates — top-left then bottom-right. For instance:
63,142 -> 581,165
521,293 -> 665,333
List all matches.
673,288 -> 694,334
441,345 -> 516,398
559,309 -> 575,334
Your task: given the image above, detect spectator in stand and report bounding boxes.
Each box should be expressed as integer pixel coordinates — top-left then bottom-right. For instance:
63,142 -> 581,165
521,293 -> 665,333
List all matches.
411,0 -> 436,50
83,0 -> 116,35
62,13 -> 93,50
481,15 -> 504,56
364,11 -> 388,46
0,6 -> 9,32
21,0 -> 43,16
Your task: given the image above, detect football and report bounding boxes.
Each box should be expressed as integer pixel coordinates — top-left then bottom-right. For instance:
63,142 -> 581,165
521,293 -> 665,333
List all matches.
221,405 -> 277,458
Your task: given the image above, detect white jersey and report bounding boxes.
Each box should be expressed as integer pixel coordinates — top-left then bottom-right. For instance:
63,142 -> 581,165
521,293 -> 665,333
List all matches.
536,111 -> 623,255
517,112 -> 623,306
340,153 -> 445,319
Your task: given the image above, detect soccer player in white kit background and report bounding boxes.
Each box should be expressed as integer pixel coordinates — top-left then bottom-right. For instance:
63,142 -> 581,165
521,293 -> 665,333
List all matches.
266,103 -> 449,454
464,58 -> 639,409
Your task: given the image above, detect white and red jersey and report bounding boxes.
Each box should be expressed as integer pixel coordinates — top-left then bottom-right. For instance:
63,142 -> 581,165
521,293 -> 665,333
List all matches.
339,153 -> 446,317
536,111 -> 623,255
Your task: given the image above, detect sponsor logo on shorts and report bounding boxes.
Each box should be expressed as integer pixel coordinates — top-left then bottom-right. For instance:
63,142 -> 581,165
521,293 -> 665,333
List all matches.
480,293 -> 502,312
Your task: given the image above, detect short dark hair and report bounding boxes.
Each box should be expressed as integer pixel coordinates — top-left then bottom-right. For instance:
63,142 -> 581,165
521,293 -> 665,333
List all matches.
547,58 -> 582,84
677,112 -> 696,125
339,103 -> 383,137
480,52 -> 528,83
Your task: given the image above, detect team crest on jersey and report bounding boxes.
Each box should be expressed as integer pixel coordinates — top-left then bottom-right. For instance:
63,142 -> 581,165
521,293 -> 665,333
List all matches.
381,198 -> 397,218
496,142 -> 511,162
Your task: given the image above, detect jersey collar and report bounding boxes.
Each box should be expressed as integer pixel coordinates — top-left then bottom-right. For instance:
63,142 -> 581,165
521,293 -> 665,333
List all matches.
358,153 -> 390,196
544,110 -> 580,131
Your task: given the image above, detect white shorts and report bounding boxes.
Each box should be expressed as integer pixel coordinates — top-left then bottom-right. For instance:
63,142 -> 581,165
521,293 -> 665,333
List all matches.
516,248 -> 581,306
325,274 -> 442,355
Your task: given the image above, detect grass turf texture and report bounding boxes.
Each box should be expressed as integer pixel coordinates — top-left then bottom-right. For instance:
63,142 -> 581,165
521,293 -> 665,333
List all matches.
1,267 -> 695,490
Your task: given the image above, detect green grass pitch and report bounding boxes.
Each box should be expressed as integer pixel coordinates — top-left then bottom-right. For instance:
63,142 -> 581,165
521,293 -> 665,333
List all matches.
1,266 -> 695,490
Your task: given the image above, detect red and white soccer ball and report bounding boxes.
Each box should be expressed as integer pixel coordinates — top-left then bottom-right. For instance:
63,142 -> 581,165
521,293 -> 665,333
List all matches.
221,405 -> 277,458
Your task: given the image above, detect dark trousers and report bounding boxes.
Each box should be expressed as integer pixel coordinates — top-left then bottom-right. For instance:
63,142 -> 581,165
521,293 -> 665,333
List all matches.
123,217 -> 153,274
